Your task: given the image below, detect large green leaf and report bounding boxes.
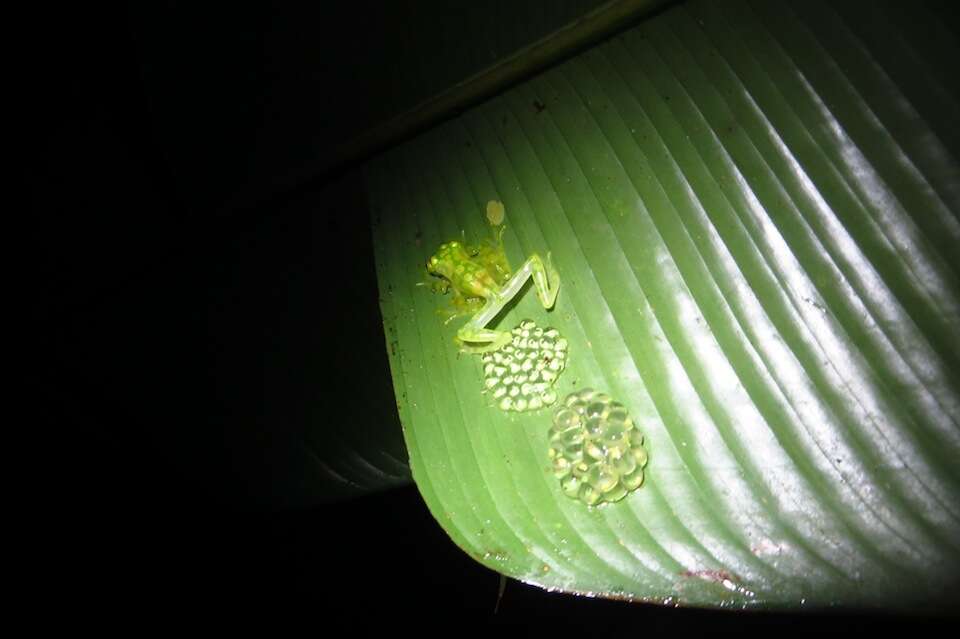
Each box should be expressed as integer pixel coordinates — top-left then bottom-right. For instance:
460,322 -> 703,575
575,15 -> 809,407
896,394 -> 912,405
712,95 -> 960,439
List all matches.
366,0 -> 960,609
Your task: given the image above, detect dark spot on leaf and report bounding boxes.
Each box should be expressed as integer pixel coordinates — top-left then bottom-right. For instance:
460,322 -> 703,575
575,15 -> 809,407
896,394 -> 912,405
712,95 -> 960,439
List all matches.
681,569 -> 737,583
533,99 -> 546,114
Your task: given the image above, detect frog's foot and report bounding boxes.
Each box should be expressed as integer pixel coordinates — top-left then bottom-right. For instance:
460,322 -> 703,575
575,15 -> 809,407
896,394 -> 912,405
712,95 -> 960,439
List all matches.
454,329 -> 513,354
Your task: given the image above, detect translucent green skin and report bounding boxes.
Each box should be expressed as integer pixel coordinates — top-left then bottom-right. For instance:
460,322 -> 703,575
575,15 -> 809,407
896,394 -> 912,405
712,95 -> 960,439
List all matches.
427,237 -> 560,353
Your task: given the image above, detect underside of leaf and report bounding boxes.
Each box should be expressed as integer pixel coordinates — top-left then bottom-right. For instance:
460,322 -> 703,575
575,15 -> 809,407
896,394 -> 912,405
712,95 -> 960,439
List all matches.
366,0 -> 960,610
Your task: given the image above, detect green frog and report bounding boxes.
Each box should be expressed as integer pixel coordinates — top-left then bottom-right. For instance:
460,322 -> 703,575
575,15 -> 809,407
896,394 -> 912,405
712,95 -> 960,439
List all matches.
426,210 -> 559,354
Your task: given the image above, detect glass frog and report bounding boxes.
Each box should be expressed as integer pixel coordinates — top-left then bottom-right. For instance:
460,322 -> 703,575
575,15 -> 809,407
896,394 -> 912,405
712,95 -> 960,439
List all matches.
426,223 -> 560,354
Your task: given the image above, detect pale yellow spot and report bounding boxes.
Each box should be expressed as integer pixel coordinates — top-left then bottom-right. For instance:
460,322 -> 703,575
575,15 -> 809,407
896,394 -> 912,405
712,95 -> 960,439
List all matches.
486,200 -> 505,226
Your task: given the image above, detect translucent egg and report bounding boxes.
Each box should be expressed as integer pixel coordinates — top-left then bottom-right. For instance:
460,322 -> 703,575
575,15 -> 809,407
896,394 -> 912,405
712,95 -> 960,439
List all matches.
547,388 -> 649,506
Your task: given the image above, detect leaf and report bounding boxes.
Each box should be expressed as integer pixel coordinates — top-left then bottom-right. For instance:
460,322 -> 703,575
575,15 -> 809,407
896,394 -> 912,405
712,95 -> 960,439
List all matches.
365,0 -> 960,609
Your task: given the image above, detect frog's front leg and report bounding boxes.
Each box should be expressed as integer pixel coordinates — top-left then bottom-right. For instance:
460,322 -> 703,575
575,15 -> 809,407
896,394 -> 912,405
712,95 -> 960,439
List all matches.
439,291 -> 482,326
456,253 -> 560,353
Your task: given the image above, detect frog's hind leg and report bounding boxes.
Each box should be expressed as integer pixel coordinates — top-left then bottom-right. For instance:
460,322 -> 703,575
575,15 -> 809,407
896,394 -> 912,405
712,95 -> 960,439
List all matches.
454,295 -> 514,353
453,252 -> 559,353
502,253 -> 560,310
455,326 -> 513,354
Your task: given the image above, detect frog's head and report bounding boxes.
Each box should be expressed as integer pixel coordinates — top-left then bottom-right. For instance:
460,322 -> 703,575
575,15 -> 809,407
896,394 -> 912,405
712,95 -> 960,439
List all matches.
426,240 -> 467,280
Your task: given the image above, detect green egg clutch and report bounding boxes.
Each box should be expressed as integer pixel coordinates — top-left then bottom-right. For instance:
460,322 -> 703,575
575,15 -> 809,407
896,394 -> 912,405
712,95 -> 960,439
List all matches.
548,388 -> 649,506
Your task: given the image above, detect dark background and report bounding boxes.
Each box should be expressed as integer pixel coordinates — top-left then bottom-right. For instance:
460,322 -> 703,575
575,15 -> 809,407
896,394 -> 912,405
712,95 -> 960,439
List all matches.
27,2 -> 953,628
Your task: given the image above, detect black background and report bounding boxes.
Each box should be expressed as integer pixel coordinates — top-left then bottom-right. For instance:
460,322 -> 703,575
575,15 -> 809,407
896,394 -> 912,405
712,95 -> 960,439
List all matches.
27,2 -> 955,628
